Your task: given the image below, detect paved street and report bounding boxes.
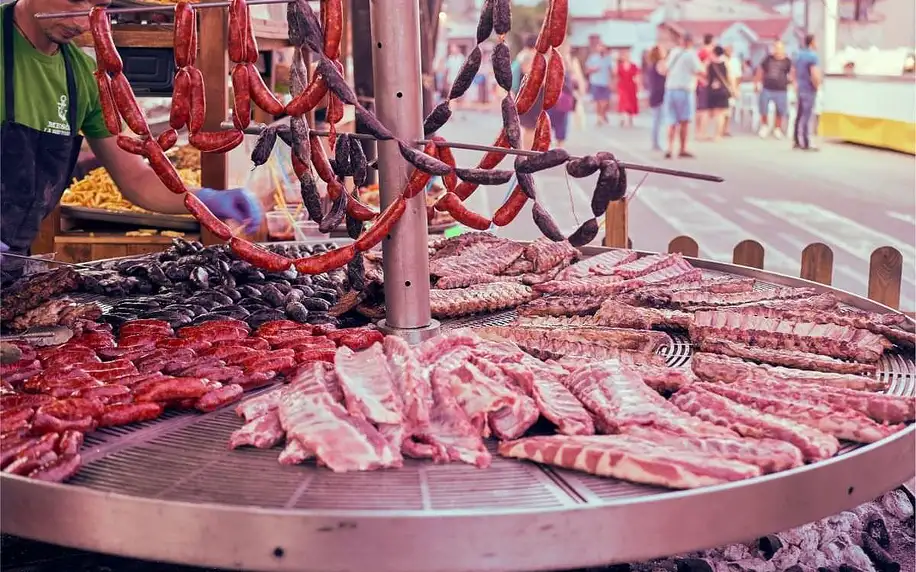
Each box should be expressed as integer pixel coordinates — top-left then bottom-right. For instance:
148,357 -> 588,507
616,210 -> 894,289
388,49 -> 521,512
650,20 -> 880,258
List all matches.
439,109 -> 916,311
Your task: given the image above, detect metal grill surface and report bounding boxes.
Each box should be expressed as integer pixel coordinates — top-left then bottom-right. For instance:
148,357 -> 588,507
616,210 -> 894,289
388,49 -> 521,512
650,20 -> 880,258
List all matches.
53,268 -> 915,512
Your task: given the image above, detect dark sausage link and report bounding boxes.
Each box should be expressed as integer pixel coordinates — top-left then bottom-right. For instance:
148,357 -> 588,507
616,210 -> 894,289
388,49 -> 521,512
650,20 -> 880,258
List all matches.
251,124 -> 279,167
398,141 -> 452,176
189,130 -> 245,154
401,139 -> 437,199
515,147 -> 570,174
317,56 -> 358,105
516,52 -> 547,115
289,115 -> 311,165
354,196 -> 406,252
185,192 -> 232,241
345,205 -> 363,239
566,154 -> 600,178
354,103 -> 395,141
286,0 -> 323,54
455,168 -> 514,186
492,187 -> 528,227
493,0 -> 511,35
476,0 -> 494,43
349,136 -> 369,187
547,0 -> 569,48
347,252 -> 366,292
157,128 -> 179,152
318,190 -> 347,233
435,192 -> 491,231
294,244 -> 356,274
300,173 -> 324,223
532,201 -> 565,241
567,217 -> 599,247
334,133 -> 352,176
615,164 -> 628,203
188,66 -> 206,134
229,237 -> 292,272
89,7 -> 123,74
491,42 -> 513,92
94,70 -> 122,135
501,95 -> 522,149
247,64 -> 285,115
516,172 -> 538,200
173,1 -> 195,68
144,138 -> 188,194
590,159 -> 622,217
169,69 -> 191,130
117,135 -> 146,156
423,101 -> 452,136
448,46 -> 482,100
231,63 -> 252,131
543,48 -> 565,110
110,72 -> 149,136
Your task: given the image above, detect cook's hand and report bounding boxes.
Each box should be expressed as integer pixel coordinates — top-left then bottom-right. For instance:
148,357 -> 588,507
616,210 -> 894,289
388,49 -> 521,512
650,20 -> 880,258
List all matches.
194,188 -> 263,235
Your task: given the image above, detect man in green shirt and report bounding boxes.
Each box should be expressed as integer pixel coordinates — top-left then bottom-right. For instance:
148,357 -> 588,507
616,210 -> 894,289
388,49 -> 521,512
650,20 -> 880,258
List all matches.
0,0 -> 262,282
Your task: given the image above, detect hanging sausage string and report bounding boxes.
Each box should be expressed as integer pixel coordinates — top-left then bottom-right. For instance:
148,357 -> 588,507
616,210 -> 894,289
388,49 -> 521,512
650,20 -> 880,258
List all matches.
55,0 -> 722,274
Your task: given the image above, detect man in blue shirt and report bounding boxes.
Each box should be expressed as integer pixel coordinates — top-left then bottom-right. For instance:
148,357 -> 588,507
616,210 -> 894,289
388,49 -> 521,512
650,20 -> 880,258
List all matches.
585,45 -> 614,125
793,34 -> 821,151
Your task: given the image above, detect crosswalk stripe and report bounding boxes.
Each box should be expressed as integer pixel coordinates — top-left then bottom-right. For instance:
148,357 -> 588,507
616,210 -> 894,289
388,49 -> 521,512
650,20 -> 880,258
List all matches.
633,187 -> 799,271
746,199 -> 916,262
887,211 -> 916,225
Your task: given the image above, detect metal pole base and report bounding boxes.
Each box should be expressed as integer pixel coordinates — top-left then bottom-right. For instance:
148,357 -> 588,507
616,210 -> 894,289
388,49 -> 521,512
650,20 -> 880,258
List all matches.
376,319 -> 441,345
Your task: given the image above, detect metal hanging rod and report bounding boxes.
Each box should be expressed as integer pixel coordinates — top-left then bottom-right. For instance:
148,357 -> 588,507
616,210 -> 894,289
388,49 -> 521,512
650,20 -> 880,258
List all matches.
223,121 -> 726,183
35,0 -> 299,19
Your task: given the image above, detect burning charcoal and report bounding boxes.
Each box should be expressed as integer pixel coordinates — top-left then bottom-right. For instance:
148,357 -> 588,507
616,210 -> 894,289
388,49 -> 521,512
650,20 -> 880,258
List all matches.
675,559 -> 714,572
861,534 -> 900,572
865,513 -> 891,549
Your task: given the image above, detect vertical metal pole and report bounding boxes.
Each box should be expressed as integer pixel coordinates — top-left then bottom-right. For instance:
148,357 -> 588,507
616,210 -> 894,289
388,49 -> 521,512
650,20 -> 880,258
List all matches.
370,0 -> 440,342
351,0 -> 378,185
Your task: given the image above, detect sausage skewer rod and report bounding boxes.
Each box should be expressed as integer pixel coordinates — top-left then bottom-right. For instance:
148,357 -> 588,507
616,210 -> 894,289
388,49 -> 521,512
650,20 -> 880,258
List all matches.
224,121 -> 725,183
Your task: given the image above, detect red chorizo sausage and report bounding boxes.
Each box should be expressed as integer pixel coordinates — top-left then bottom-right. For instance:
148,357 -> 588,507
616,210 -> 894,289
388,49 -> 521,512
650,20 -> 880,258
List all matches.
547,0 -> 569,48
285,75 -> 329,117
94,70 -> 122,135
169,69 -> 191,130
173,1 -> 196,68
189,130 -> 245,154
454,131 -> 511,200
187,66 -> 206,134
516,52 -> 547,115
543,48 -> 565,111
184,192 -> 232,240
227,0 -> 249,63
435,192 -> 491,230
116,135 -> 146,155
27,453 -> 81,483
243,4 -> 259,64
231,63 -> 251,131
195,383 -> 244,413
492,187 -> 528,227
293,244 -> 356,274
345,193 -> 379,222
89,7 -> 122,74
247,64 -> 285,116
143,138 -> 189,194
110,72 -> 149,136
402,140 -> 438,199
157,128 -> 178,152
354,196 -> 406,252
98,402 -> 163,427
534,3 -> 552,54
323,0 -> 343,60
229,237 -> 293,272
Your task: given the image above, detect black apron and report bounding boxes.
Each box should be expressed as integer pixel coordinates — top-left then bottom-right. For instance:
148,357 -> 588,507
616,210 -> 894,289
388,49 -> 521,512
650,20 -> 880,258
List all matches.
0,2 -> 82,284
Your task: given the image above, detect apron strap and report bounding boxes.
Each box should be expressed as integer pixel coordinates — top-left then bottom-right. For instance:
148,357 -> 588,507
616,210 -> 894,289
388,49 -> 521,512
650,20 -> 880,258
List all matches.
3,1 -> 79,135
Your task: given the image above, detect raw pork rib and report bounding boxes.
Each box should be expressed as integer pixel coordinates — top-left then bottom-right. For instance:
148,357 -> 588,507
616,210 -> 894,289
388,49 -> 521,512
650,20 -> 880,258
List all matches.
729,378 -> 914,425
623,426 -> 803,474
499,358 -> 595,436
229,409 -> 285,450
382,336 -> 444,460
562,362 -> 736,437
695,382 -> 903,444
429,240 -> 524,277
429,282 -> 538,318
612,253 -> 683,279
466,356 -> 540,439
335,344 -> 404,425
691,352 -> 888,392
235,388 -> 284,422
663,287 -> 817,309
427,362 -> 492,467
670,386 -> 840,462
498,434 -> 761,489
277,363 -> 401,472
695,337 -> 877,376
516,296 -> 607,317
594,300 -> 693,330
522,238 -> 580,272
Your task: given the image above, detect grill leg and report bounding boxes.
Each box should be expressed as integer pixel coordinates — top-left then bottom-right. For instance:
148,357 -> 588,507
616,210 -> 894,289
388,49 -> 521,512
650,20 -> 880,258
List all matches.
370,0 -> 440,342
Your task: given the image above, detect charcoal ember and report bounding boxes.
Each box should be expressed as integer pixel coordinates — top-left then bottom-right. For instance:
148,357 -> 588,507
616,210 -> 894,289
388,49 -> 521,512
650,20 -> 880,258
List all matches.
758,535 -> 784,559
861,533 -> 900,572
865,513 -> 891,549
674,558 -> 713,572
881,490 -> 914,520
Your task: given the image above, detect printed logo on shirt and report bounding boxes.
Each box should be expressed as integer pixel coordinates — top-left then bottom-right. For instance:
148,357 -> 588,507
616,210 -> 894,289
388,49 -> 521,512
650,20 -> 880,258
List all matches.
44,94 -> 70,135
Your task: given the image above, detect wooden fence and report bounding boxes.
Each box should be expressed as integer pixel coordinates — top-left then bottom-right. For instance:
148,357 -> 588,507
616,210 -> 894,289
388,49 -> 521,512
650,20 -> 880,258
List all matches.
604,199 -> 910,313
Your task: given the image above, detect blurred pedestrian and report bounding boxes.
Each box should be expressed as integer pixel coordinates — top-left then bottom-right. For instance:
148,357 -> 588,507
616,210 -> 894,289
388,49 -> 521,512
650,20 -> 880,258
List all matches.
645,45 -> 667,151
706,46 -> 733,140
723,45 -> 742,136
615,48 -> 640,128
511,35 -> 542,149
694,33 -> 715,140
755,40 -> 792,139
793,34 -> 821,151
585,44 -> 614,125
660,33 -> 705,159
545,43 -> 583,147
444,44 -> 466,109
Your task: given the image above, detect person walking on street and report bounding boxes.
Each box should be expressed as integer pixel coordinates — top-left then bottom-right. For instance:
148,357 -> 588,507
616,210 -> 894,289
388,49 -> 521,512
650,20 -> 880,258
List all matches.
615,48 -> 639,128
705,46 -> 733,140
755,40 -> 793,139
585,44 -> 614,125
0,0 -> 261,284
645,45 -> 667,151
694,34 -> 715,140
793,34 -> 821,151
722,45 -> 742,136
545,42 -> 585,147
660,34 -> 705,159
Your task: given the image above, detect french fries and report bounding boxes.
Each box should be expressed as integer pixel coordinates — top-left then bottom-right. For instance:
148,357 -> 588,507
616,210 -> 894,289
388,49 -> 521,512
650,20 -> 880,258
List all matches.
62,166 -> 200,214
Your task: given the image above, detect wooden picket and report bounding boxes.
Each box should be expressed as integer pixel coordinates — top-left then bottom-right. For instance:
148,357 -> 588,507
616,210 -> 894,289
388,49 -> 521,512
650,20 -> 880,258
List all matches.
606,202 -> 908,312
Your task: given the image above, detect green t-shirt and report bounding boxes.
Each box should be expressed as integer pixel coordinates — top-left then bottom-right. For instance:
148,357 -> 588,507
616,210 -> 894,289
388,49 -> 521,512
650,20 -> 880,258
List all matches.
0,4 -> 111,138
